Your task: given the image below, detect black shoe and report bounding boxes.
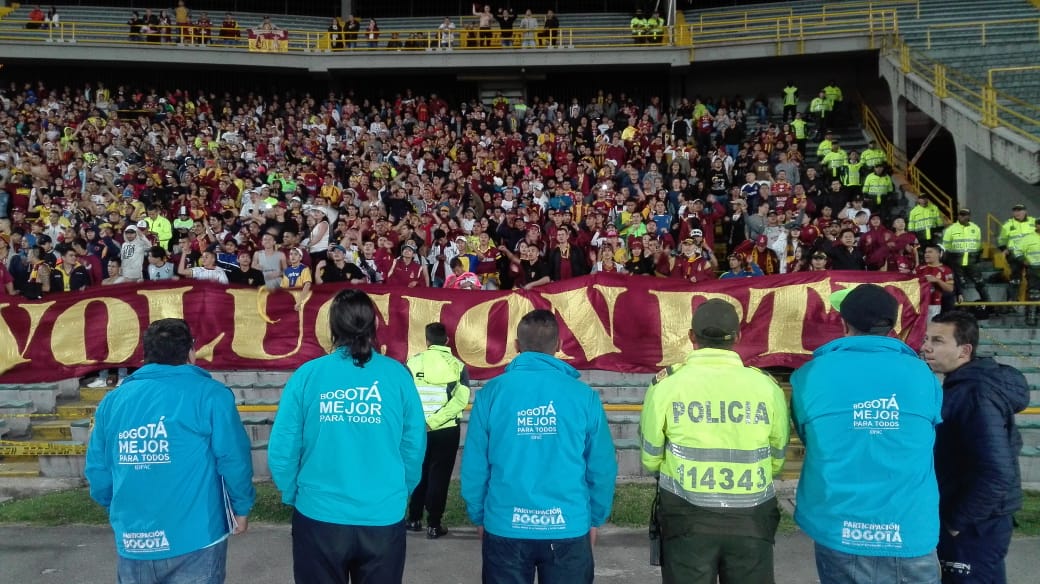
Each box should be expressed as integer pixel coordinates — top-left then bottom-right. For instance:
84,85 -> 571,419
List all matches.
405,520 -> 423,532
426,525 -> 448,539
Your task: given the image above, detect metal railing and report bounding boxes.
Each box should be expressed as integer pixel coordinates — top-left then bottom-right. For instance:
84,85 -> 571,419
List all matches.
925,17 -> 1040,49
887,36 -> 1040,143
821,0 -> 920,20
0,6 -> 902,53
684,8 -> 899,56
0,20 -> 645,51
860,102 -> 956,222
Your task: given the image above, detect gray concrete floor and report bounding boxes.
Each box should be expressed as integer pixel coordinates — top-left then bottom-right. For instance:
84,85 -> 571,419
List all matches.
1,524 -> 1038,583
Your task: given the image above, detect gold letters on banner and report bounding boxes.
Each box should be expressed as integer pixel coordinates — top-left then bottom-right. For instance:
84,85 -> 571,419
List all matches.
51,298 -> 139,365
0,276 -> 930,380
0,302 -> 54,371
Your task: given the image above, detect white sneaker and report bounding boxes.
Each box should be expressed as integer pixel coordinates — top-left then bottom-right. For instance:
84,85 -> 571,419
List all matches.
86,377 -> 109,388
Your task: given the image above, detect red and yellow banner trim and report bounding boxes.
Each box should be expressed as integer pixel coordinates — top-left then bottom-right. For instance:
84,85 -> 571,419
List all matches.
0,272 -> 927,383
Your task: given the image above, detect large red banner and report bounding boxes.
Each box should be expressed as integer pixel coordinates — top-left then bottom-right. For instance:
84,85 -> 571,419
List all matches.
0,272 -> 928,384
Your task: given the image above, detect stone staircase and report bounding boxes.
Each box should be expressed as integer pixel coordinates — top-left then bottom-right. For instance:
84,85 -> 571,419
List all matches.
2,344 -> 1036,485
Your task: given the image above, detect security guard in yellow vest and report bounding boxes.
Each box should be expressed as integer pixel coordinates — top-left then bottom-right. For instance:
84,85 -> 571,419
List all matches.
640,299 -> 789,584
782,82 -> 798,121
942,208 -> 990,306
647,11 -> 665,44
862,163 -> 894,216
405,322 -> 470,539
839,150 -> 866,199
998,203 -> 1038,300
790,112 -> 808,152
630,10 -> 647,44
860,140 -> 887,169
1020,218 -> 1040,325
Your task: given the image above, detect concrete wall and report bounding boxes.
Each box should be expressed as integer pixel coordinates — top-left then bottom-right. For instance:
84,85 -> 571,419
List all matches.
879,52 -> 1040,188
964,147 -> 1040,220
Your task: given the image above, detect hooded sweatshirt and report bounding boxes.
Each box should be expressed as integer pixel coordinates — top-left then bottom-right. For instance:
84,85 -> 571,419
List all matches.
934,357 -> 1029,532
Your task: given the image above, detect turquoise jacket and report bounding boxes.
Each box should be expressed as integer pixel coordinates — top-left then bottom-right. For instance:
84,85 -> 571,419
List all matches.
86,364 -> 255,560
268,349 -> 426,526
461,352 -> 617,539
792,335 -> 942,557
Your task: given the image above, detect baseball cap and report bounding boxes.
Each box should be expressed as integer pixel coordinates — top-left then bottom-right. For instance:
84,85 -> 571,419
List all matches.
957,208 -> 971,215
682,237 -> 696,245
136,220 -> 149,229
330,244 -> 346,253
1012,204 -> 1026,211
692,299 -> 740,342
690,229 -> 704,238
829,284 -> 898,334
756,234 -> 768,245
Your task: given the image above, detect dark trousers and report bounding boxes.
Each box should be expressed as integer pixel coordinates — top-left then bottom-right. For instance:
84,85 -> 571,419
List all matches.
481,531 -> 593,584
1007,255 -> 1026,298
658,492 -> 779,584
407,425 -> 460,527
291,510 -> 406,584
938,515 -> 1013,583
948,252 -> 990,301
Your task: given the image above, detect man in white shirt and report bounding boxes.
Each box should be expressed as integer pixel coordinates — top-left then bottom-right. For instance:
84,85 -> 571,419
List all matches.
178,250 -> 229,284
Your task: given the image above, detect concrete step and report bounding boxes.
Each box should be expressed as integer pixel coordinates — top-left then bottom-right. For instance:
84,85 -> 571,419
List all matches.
0,461 -> 40,478
28,419 -> 92,443
79,386 -> 116,403
229,385 -> 284,403
993,357 -> 1040,370
0,385 -> 61,414
1015,450 -> 1040,482
30,420 -> 75,442
977,327 -> 1040,341
40,454 -> 85,479
0,401 -> 35,437
55,401 -> 97,419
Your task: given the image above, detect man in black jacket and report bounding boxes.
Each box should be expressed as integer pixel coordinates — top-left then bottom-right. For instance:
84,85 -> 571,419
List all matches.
921,311 -> 1029,584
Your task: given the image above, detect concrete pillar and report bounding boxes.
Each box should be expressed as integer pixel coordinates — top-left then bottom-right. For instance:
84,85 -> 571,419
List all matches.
892,95 -> 907,154
341,0 -> 353,18
953,137 -> 968,208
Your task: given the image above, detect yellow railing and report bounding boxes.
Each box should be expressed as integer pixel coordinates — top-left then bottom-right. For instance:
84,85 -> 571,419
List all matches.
925,17 -> 1040,48
0,7 -> 900,53
685,8 -> 899,55
885,36 -> 1040,143
861,102 -> 956,222
0,20 -> 662,50
822,0 -> 920,20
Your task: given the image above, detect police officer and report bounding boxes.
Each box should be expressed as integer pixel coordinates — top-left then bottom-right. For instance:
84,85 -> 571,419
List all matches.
942,208 -> 990,309
1021,218 -> 1040,326
998,203 -> 1037,302
405,322 -> 470,540
640,299 -> 790,584
630,9 -> 647,44
861,163 -> 894,218
782,81 -> 798,122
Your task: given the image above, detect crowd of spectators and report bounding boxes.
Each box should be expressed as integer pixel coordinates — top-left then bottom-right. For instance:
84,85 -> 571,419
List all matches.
0,78 -> 1033,325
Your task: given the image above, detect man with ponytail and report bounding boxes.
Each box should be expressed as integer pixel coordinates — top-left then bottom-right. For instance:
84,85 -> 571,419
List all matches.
268,289 -> 427,584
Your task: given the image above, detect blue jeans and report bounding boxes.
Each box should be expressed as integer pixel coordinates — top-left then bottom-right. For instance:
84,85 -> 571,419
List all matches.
481,531 -> 593,584
814,542 -> 940,584
117,539 -> 227,584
